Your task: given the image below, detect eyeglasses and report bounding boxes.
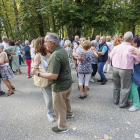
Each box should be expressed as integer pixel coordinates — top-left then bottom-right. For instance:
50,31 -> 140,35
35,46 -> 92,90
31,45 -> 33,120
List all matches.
44,41 -> 51,44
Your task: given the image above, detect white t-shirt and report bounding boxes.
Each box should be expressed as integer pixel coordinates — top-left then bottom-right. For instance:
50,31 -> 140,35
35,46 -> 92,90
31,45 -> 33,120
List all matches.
2,41 -> 10,49
31,48 -> 35,67
0,52 -> 9,66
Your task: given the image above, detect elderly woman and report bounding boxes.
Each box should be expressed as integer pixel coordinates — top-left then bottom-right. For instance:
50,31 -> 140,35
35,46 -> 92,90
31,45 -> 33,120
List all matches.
0,43 -> 15,96
24,40 -> 31,78
33,37 -> 54,122
5,40 -> 20,74
89,40 -> 98,83
103,36 -> 113,74
73,40 -> 98,99
113,37 -> 122,47
64,40 -> 74,77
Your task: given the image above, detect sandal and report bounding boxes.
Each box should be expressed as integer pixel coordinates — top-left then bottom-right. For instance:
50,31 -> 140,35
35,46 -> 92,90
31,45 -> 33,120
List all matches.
84,94 -> 88,98
6,92 -> 14,97
78,95 -> 84,99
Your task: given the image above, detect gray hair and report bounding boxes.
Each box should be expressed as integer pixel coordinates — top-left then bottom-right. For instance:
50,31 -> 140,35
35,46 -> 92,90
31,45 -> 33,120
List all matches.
124,31 -> 133,42
46,32 -> 60,45
75,35 -> 79,39
25,40 -> 29,45
2,36 -> 7,41
96,35 -> 100,39
101,36 -> 106,40
0,43 -> 4,49
80,37 -> 86,41
91,40 -> 97,46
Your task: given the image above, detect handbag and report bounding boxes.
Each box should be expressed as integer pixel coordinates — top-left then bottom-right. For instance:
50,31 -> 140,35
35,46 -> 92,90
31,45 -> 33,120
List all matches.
34,53 -> 49,88
9,55 -> 12,60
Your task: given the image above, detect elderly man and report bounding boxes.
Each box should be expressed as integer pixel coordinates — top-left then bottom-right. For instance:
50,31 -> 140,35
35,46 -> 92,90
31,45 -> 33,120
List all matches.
2,36 -> 9,49
110,31 -> 140,108
97,36 -> 108,85
95,35 -> 100,51
33,33 -> 73,133
60,37 -> 66,48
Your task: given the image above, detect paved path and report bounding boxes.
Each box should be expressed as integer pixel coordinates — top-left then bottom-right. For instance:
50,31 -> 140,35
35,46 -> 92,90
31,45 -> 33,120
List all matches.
1,64 -> 140,140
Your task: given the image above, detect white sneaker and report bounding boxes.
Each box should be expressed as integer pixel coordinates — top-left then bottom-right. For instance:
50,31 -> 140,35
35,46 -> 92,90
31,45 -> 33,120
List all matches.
128,106 -> 139,112
27,75 -> 31,78
93,77 -> 97,80
47,114 -> 54,122
89,78 -> 95,83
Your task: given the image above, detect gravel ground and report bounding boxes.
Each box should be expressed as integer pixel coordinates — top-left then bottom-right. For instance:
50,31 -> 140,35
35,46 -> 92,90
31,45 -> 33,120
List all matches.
0,64 -> 140,140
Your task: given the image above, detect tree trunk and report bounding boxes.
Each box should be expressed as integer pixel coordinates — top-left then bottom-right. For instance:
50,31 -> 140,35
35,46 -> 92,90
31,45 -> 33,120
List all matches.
67,27 -> 71,39
133,25 -> 135,36
62,26 -> 64,37
2,0 -> 14,39
35,0 -> 44,36
13,0 -> 19,30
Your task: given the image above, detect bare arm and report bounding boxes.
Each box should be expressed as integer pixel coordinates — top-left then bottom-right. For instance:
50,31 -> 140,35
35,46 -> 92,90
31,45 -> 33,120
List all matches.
97,52 -> 105,55
32,54 -> 58,80
130,48 -> 140,57
5,51 -> 16,55
0,53 -> 6,65
91,47 -> 98,58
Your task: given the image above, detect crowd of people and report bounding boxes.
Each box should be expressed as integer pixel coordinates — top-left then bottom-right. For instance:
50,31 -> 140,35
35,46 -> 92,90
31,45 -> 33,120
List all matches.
0,31 -> 140,133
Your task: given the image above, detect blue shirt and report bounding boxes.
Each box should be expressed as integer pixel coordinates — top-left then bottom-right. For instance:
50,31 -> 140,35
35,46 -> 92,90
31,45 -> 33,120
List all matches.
76,45 -> 83,53
60,40 -> 65,48
17,46 -> 21,55
23,46 -> 31,60
95,40 -> 100,51
102,46 -> 108,53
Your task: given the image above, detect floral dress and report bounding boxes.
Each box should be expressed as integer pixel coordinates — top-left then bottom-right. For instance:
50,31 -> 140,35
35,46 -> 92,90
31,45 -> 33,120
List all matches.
65,47 -> 74,64
76,50 -> 95,74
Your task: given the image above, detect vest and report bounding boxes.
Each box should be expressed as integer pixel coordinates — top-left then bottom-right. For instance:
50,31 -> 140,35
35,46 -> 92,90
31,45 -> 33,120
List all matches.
98,42 -> 108,62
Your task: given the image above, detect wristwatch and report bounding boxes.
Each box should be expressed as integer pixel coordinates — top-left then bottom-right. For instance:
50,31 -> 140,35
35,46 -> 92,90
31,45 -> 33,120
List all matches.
38,72 -> 40,77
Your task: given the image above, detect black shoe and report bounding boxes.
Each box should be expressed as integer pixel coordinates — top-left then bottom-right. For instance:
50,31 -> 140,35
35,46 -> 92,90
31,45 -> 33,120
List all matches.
97,80 -> 103,82
52,126 -> 68,133
101,80 -> 108,85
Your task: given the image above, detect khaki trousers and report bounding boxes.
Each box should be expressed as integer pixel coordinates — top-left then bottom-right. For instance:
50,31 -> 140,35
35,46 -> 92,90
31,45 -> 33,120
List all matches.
52,86 -> 73,130
113,67 -> 132,107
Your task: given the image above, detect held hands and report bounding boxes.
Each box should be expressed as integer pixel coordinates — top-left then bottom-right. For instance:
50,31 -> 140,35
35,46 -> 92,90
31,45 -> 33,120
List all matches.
32,62 -> 39,75
91,47 -> 96,52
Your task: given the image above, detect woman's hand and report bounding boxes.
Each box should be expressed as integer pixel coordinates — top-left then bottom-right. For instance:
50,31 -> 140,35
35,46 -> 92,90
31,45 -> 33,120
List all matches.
91,47 -> 95,52
130,48 -> 139,55
32,67 -> 39,75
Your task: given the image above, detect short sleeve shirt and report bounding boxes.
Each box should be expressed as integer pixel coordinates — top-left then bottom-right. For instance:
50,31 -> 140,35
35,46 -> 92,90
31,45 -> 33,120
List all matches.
76,50 -> 95,74
102,46 -> 108,53
47,45 -> 72,92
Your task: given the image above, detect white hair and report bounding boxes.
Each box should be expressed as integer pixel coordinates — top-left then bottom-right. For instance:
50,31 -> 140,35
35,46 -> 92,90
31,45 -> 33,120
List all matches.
101,36 -> 106,40
91,40 -> 97,46
64,40 -> 72,47
96,35 -> 100,39
2,36 -> 7,41
75,35 -> 79,39
80,37 -> 86,41
46,32 -> 60,45
0,43 -> 4,49
25,40 -> 29,45
124,31 -> 133,41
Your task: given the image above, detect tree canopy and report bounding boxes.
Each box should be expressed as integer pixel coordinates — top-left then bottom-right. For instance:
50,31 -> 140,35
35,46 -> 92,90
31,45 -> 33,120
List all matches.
0,0 -> 140,40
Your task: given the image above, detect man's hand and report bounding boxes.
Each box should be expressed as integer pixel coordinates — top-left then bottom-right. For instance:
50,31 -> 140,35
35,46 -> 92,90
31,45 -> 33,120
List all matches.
4,59 -> 9,63
32,68 -> 39,75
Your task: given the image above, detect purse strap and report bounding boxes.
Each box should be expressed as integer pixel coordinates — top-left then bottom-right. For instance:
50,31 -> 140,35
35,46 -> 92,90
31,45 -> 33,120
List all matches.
38,53 -> 46,69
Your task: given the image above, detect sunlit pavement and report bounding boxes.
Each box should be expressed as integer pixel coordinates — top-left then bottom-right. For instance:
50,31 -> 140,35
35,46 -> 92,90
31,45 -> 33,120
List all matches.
1,64 -> 140,140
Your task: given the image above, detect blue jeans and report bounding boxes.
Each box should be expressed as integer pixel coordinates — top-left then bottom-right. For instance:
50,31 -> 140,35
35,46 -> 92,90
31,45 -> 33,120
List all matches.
98,62 -> 107,81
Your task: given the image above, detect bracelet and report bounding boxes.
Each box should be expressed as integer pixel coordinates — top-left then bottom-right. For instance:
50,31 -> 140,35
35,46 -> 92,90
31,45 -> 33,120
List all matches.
38,72 -> 40,77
